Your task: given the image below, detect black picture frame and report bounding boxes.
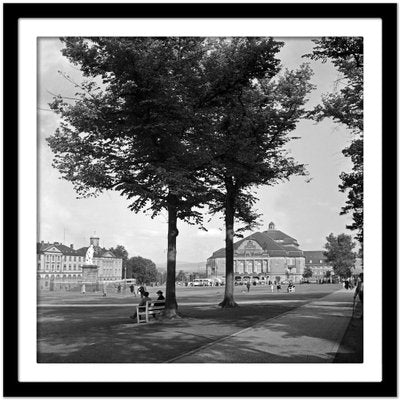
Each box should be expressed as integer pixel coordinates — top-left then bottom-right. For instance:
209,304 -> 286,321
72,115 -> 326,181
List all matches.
3,2 -> 397,397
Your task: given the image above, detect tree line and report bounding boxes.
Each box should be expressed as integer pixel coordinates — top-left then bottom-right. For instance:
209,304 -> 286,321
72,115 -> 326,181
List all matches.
47,37 -> 363,317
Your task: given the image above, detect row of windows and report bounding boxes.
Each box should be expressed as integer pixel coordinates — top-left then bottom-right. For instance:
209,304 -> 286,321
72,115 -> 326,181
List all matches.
309,260 -> 324,264
43,254 -> 84,262
38,264 -> 83,271
39,274 -> 82,279
234,261 -> 269,274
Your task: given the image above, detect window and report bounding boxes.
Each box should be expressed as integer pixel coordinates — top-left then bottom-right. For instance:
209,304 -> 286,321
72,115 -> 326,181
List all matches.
51,264 -> 55,271
255,262 -> 262,274
69,265 -> 72,270
51,255 -> 54,261
37,263 -> 40,269
57,255 -> 61,261
46,255 -> 50,261
56,264 -> 60,271
73,265 -> 76,270
45,263 -> 49,271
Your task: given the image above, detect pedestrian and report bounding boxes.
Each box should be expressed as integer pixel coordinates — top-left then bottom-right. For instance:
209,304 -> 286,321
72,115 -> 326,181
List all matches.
117,284 -> 122,293
102,283 -> 107,297
345,280 -> 349,290
246,280 -> 251,292
130,291 -> 152,321
129,284 -> 137,297
81,283 -> 86,294
270,283 -> 274,292
277,283 -> 281,292
353,273 -> 363,318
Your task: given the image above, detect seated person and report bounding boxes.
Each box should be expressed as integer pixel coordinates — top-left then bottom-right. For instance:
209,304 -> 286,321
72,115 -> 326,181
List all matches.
154,290 -> 165,306
130,291 -> 152,320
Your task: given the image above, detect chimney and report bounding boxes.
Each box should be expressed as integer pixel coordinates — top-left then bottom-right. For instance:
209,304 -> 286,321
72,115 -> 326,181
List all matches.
70,244 -> 74,250
90,237 -> 100,247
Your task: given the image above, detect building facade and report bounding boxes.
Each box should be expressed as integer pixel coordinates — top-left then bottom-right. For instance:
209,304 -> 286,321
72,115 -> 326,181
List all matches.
76,237 -> 123,282
206,222 -> 306,283
37,237 -> 123,290
303,251 -> 334,282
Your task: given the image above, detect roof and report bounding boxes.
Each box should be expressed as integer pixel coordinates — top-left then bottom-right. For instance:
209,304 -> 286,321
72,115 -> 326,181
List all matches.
75,246 -> 117,258
37,242 -> 118,259
37,242 -> 76,255
263,230 -> 299,246
209,230 -> 303,259
303,251 -> 328,264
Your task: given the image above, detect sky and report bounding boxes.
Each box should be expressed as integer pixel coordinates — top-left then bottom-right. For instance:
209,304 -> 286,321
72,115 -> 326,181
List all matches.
38,37 -> 355,266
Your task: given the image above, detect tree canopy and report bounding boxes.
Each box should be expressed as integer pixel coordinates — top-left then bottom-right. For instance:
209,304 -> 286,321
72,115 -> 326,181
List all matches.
125,256 -> 158,284
323,233 -> 356,278
200,39 -> 314,307
47,37 -> 217,317
305,38 -> 363,250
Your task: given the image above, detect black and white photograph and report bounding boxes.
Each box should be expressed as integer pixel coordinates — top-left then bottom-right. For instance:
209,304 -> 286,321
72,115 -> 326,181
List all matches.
37,35 -> 365,364
4,2 -> 396,397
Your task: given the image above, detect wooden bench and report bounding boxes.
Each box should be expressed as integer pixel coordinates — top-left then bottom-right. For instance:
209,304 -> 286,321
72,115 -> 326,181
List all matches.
136,301 -> 165,324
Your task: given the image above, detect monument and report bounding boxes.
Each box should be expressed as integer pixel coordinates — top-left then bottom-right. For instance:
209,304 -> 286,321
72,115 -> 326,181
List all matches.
81,244 -> 99,287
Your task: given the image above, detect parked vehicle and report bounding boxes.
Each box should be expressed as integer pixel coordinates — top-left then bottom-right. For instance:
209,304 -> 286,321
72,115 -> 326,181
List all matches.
191,278 -> 213,287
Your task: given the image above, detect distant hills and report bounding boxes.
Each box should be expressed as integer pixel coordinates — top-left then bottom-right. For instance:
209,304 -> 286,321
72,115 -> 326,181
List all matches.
155,260 -> 207,273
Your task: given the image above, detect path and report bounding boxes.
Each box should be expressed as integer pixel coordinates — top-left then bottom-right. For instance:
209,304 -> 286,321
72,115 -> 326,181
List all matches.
167,289 -> 354,363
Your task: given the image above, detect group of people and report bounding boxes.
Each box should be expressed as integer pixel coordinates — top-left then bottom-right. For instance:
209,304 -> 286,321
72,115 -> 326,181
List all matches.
129,287 -> 165,320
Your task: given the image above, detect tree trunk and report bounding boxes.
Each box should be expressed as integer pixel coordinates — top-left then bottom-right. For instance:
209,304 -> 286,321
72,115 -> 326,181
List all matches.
219,186 -> 238,308
165,200 -> 179,318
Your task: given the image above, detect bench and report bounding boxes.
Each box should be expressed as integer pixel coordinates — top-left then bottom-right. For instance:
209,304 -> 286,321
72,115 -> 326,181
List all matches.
136,301 -> 165,324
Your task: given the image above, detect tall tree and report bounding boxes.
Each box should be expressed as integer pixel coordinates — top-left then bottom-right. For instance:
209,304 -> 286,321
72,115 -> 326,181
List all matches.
305,38 -> 363,252
200,39 -> 314,307
126,256 -> 158,284
47,37 -> 212,318
323,233 -> 356,278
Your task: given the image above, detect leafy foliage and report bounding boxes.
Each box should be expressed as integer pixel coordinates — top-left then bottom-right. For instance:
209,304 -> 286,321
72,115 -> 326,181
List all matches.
323,233 -> 356,278
198,39 -> 314,307
302,266 -> 313,279
47,37 -> 218,316
125,256 -> 158,284
305,38 -> 363,248
176,270 -> 187,282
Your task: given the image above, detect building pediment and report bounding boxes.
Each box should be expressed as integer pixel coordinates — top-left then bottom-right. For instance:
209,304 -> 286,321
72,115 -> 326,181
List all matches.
101,251 -> 114,258
237,239 -> 263,252
44,246 -> 62,253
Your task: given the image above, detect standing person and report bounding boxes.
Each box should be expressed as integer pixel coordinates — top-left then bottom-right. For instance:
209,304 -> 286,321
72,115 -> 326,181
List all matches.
102,283 -> 107,297
270,283 -> 274,293
130,291 -> 152,321
246,280 -> 251,292
277,283 -> 281,292
117,283 -> 122,293
345,280 -> 349,290
354,273 -> 363,318
129,284 -> 137,297
81,283 -> 86,295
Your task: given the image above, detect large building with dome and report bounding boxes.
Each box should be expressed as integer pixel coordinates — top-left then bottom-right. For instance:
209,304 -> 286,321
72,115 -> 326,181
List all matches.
206,222 -> 306,283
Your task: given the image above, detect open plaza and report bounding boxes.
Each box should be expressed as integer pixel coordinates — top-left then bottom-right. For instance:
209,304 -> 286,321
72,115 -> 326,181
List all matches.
37,283 -> 362,363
